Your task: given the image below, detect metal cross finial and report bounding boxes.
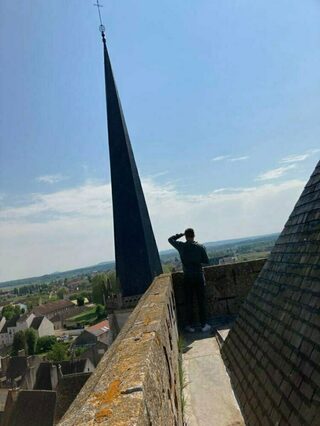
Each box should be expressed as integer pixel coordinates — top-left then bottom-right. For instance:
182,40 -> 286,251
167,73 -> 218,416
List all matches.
93,0 -> 105,34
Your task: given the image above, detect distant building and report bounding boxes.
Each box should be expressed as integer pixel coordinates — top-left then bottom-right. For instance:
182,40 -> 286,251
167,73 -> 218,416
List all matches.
73,320 -> 111,348
65,278 -> 85,292
78,341 -> 109,367
30,316 -> 54,338
34,359 -> 94,391
0,315 -> 26,347
32,300 -> 75,320
32,299 -> 84,329
0,313 -> 54,348
15,313 -> 35,332
1,355 -> 42,389
0,388 -> 56,426
33,358 -> 94,423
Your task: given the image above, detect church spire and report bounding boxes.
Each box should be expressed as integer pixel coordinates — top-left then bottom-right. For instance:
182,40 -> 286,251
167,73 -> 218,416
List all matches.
98,25 -> 163,297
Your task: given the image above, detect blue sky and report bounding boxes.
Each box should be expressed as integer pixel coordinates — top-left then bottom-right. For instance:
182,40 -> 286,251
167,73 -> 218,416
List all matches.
0,0 -> 319,281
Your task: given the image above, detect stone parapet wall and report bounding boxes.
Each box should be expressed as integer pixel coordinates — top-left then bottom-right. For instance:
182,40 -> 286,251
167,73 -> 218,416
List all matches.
173,259 -> 266,325
59,274 -> 182,426
222,161 -> 320,425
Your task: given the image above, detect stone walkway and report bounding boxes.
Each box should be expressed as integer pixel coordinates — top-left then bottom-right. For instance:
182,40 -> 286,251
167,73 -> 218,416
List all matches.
182,332 -> 244,426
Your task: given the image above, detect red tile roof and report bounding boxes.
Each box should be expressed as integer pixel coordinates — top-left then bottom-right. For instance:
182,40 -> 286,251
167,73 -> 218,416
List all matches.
86,320 -> 109,337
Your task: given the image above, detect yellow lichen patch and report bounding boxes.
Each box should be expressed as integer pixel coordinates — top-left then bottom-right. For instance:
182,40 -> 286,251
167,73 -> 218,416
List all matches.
95,408 -> 112,423
143,316 -> 152,325
92,379 -> 121,406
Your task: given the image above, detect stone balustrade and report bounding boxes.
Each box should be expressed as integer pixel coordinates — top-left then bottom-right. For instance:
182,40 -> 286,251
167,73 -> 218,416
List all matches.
59,274 -> 182,426
173,258 -> 266,325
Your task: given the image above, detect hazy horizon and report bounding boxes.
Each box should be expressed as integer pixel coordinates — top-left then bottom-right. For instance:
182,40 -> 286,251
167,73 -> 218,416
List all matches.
0,231 -> 280,284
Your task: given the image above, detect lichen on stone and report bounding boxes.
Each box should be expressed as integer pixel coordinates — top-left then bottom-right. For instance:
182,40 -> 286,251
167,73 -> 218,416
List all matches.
92,379 -> 121,407
95,408 -> 112,423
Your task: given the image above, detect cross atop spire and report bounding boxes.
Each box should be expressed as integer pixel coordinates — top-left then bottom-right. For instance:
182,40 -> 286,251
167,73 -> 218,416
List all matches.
94,0 -> 106,38
93,0 -> 103,26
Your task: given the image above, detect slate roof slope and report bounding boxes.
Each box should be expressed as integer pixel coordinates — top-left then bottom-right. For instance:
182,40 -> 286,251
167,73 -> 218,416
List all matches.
86,319 -> 109,337
6,357 -> 28,380
34,362 -> 54,390
54,359 -> 88,375
35,359 -> 91,390
222,161 -> 320,426
7,390 -> 56,426
30,315 -> 45,330
55,373 -> 91,423
33,300 -> 74,316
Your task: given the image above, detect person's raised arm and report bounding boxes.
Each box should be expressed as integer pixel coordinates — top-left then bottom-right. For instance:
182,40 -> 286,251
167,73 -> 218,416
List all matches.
168,233 -> 184,250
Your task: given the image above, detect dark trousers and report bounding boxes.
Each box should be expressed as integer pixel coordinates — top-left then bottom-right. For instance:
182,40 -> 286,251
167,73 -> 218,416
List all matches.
184,273 -> 206,327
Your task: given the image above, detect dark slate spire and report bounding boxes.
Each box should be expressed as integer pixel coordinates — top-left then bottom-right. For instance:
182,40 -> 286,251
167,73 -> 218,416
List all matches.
100,28 -> 162,297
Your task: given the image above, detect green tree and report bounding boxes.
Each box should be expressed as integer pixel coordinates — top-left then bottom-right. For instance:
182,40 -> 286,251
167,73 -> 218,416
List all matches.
25,328 -> 37,355
2,304 -> 20,320
79,291 -> 92,303
91,274 -> 108,305
12,330 -> 27,356
14,305 -> 21,316
95,304 -> 106,320
106,270 -> 119,294
47,342 -> 68,362
36,335 -> 57,353
76,296 -> 85,306
74,347 -> 87,357
57,287 -> 67,300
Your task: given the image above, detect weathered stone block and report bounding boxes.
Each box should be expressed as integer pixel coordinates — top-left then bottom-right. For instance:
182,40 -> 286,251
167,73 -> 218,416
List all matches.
172,259 -> 266,325
59,275 -> 182,426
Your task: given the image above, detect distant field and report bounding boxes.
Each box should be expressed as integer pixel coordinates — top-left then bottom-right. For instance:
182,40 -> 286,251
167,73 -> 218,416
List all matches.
0,292 -> 58,307
237,251 -> 270,262
66,307 -> 97,326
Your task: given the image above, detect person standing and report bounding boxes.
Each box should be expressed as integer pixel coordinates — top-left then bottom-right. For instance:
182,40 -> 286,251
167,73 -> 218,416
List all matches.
168,228 -> 211,333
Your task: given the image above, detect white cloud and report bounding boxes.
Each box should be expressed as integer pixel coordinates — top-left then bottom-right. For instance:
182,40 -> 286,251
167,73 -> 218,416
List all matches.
212,187 -> 256,193
256,164 -> 296,181
0,176 -> 306,282
36,174 -> 67,184
211,155 -> 249,162
228,156 -> 249,162
280,149 -> 320,164
211,155 -> 229,162
280,154 -> 309,163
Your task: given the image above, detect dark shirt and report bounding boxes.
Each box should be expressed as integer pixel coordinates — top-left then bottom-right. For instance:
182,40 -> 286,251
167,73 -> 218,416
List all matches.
168,234 -> 209,275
